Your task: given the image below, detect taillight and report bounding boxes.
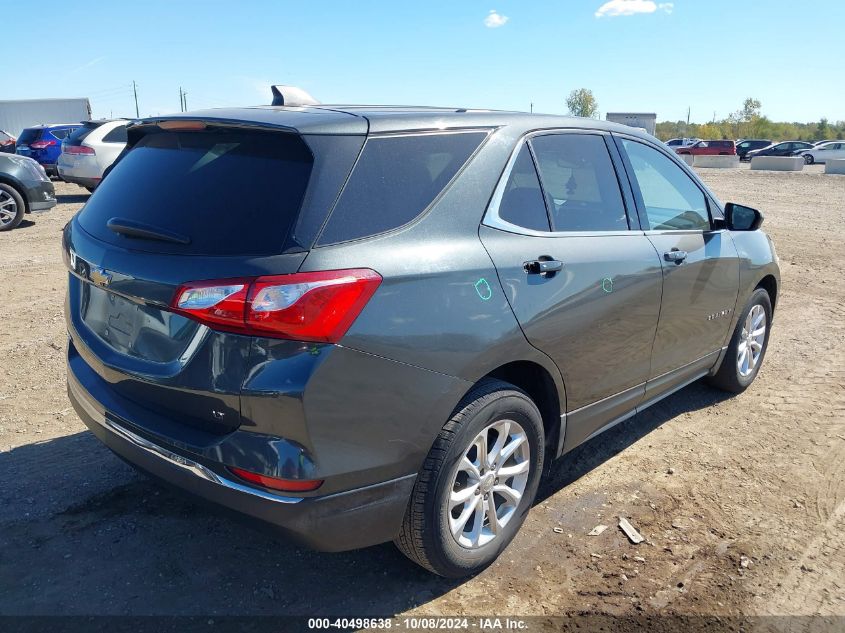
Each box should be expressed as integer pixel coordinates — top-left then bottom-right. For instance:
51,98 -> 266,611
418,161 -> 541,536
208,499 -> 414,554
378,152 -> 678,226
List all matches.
173,279 -> 250,332
29,140 -> 56,150
65,145 -> 95,155
171,269 -> 381,343
227,466 -> 323,492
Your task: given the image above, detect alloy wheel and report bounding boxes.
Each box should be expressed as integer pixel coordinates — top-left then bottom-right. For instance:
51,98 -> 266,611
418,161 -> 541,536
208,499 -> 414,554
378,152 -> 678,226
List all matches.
448,419 -> 530,549
0,190 -> 18,227
737,304 -> 766,378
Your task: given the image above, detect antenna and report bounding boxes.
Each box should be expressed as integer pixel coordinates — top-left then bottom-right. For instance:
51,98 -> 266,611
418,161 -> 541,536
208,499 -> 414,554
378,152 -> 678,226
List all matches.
270,85 -> 320,107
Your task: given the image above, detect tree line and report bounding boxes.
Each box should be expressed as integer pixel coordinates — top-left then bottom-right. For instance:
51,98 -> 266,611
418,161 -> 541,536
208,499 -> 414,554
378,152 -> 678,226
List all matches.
565,90 -> 843,142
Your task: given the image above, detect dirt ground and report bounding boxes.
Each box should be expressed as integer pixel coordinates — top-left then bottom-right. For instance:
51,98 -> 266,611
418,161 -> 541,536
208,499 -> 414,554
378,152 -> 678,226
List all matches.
1,166 -> 843,627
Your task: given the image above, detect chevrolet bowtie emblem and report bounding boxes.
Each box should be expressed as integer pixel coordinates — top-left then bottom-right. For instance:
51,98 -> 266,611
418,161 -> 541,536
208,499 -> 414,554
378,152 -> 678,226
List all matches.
90,266 -> 113,287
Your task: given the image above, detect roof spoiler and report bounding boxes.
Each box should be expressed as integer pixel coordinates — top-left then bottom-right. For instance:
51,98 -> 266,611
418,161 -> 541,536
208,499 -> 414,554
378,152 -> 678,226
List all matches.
270,85 -> 320,107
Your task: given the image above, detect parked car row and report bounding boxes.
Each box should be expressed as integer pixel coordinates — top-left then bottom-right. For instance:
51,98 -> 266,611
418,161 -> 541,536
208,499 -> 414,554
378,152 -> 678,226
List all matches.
0,118 -> 129,231
666,136 -> 843,164
11,119 -> 129,188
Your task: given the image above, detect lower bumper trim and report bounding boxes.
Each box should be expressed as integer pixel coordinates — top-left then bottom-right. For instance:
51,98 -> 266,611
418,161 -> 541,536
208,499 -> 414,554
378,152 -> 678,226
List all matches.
29,199 -> 57,212
103,417 -> 302,505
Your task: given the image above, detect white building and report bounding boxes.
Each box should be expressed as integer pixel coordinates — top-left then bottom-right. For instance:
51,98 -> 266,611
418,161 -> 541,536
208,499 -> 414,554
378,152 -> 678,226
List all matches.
605,112 -> 657,136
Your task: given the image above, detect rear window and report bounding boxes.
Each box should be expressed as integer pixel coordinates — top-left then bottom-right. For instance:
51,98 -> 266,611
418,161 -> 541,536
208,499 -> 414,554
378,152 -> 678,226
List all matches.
66,122 -> 104,146
50,128 -> 75,140
17,128 -> 41,144
77,129 -> 313,256
316,131 -> 487,245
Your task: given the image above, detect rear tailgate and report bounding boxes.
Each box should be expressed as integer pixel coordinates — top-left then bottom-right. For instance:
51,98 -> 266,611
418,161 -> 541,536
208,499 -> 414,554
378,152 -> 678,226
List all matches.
65,119 -> 365,434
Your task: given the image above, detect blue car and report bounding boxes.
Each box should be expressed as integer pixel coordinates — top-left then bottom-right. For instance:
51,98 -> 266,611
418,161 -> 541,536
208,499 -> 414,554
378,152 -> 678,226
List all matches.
16,124 -> 81,176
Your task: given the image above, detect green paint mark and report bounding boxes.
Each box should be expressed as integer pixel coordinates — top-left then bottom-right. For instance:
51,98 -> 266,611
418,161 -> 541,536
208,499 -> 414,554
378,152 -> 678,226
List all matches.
475,278 -> 493,301
601,277 -> 613,293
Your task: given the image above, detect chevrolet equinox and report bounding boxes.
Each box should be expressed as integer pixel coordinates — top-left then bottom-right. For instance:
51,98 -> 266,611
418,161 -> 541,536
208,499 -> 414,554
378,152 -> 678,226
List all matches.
65,87 -> 780,577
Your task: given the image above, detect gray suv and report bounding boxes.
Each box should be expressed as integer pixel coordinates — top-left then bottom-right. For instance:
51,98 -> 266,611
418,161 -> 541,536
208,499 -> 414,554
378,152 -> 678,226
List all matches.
65,91 -> 779,577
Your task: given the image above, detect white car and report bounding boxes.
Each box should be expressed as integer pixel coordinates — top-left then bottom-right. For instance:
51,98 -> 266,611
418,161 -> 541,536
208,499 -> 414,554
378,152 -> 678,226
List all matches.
799,141 -> 845,165
664,137 -> 700,150
57,119 -> 129,191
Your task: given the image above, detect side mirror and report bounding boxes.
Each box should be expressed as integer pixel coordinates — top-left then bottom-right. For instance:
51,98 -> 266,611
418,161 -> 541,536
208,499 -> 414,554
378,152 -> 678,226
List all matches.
724,202 -> 763,231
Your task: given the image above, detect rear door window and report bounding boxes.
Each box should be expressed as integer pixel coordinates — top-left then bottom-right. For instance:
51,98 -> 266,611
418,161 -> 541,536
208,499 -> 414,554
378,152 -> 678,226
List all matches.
530,134 -> 629,232
316,131 -> 487,245
77,129 -> 313,256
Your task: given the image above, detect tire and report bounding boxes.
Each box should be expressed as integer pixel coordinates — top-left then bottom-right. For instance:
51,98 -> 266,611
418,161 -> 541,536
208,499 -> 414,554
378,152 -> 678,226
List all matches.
0,183 -> 25,231
395,379 -> 544,578
804,154 -> 814,165
707,288 -> 772,393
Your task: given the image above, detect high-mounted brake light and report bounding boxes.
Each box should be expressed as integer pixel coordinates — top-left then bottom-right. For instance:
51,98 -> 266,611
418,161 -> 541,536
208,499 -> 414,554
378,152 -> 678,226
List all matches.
159,120 -> 207,131
228,466 -> 323,492
171,269 -> 381,343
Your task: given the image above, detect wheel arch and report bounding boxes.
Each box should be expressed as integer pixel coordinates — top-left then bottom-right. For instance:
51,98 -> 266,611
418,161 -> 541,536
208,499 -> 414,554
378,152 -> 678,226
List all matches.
755,274 -> 778,313
465,360 -> 566,462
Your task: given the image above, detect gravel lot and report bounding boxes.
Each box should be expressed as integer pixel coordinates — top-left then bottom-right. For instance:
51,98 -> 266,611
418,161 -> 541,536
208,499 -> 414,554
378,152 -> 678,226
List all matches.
1,167 -> 843,623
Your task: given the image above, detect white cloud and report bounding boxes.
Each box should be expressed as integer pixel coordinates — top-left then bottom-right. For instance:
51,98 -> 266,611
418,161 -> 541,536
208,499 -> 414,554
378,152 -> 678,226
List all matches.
595,0 -> 673,18
483,9 -> 509,28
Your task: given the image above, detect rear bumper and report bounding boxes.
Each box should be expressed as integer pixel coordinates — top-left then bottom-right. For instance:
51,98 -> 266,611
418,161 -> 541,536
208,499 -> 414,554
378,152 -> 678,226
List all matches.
57,173 -> 100,189
57,155 -> 101,188
68,366 -> 417,552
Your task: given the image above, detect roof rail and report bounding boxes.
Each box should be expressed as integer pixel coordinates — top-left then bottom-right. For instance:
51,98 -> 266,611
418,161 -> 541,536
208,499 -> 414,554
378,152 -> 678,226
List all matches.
270,85 -> 320,107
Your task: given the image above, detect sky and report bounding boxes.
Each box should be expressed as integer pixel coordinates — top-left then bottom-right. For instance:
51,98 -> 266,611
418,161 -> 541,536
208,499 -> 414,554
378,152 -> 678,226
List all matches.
2,0 -> 843,124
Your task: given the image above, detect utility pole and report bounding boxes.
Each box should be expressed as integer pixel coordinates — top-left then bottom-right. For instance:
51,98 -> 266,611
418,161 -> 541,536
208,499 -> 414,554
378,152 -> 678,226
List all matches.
132,80 -> 139,117
182,91 -> 187,112
179,87 -> 182,112
530,102 -> 533,113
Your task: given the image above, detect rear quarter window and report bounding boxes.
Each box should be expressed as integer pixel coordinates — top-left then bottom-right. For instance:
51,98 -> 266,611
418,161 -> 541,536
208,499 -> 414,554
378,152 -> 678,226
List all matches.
66,123 -> 103,146
102,124 -> 128,143
50,128 -> 76,140
77,129 -> 313,256
316,131 -> 487,246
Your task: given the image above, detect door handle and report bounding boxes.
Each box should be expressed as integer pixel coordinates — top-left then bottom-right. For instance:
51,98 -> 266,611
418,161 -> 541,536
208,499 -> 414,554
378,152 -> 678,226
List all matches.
523,258 -> 563,275
664,249 -> 687,264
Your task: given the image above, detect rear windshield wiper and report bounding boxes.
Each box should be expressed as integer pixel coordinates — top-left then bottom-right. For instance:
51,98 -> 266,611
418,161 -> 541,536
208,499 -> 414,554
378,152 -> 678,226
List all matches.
107,217 -> 191,245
